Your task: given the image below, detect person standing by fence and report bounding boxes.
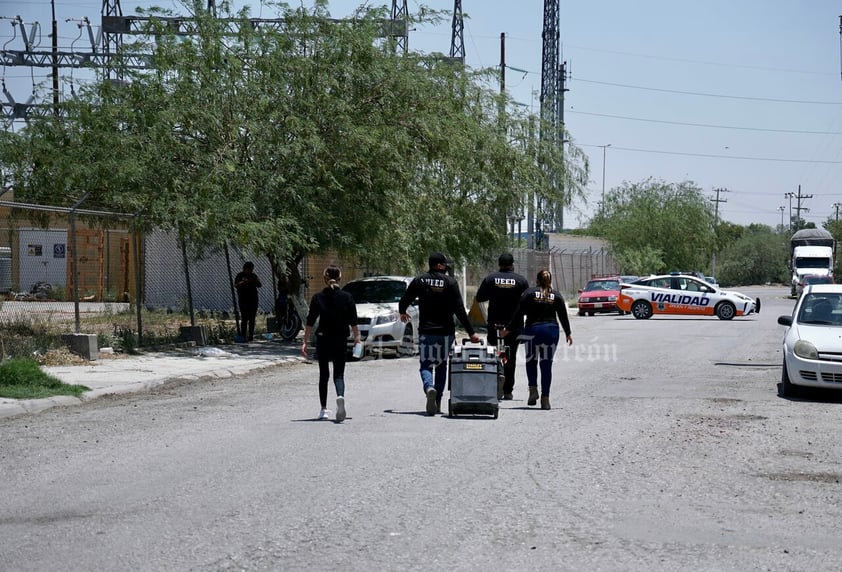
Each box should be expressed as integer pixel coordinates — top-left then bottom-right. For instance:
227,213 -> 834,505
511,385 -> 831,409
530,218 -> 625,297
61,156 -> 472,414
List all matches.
476,252 -> 529,401
301,265 -> 361,422
234,261 -> 262,342
399,252 -> 480,416
503,269 -> 572,410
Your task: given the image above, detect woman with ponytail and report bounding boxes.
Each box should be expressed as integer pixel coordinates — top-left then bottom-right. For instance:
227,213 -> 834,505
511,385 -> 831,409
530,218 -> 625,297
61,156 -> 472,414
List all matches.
301,265 -> 361,422
502,269 -> 572,410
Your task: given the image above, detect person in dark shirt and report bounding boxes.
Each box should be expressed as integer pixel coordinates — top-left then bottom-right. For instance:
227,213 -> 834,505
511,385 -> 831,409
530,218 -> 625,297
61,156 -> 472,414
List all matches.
476,253 -> 529,401
234,261 -> 262,341
503,269 -> 572,410
301,265 -> 361,422
399,252 -> 480,416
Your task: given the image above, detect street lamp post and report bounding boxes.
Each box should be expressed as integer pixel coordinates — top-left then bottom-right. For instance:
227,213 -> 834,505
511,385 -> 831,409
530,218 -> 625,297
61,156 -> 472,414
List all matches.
778,206 -> 785,230
599,144 -> 611,215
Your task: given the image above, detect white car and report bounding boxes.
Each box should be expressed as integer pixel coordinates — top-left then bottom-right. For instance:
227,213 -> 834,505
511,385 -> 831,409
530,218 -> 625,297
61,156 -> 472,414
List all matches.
617,273 -> 760,320
777,284 -> 842,397
342,276 -> 419,358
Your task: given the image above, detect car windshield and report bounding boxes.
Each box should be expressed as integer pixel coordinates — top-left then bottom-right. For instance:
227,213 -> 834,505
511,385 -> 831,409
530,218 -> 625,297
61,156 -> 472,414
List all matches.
584,280 -> 619,291
798,293 -> 842,325
805,276 -> 833,285
343,280 -> 407,303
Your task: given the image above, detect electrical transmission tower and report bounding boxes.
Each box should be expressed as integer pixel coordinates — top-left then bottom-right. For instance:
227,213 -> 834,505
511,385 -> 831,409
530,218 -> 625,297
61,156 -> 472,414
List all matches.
534,0 -> 562,248
449,1 -> 464,63
101,0 -> 123,80
391,0 -> 408,54
2,0 -> 409,124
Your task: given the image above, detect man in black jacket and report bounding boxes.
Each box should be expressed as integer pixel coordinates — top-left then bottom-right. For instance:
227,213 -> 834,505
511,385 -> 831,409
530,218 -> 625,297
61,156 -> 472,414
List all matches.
476,253 -> 529,400
399,252 -> 480,416
234,261 -> 262,341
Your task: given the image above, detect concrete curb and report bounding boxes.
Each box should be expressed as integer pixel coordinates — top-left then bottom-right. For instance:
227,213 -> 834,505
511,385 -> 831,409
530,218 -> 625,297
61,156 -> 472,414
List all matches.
0,355 -> 307,421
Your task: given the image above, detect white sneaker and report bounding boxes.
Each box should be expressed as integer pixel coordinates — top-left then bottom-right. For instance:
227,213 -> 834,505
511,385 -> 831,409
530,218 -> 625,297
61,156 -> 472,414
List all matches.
336,396 -> 346,422
318,408 -> 330,420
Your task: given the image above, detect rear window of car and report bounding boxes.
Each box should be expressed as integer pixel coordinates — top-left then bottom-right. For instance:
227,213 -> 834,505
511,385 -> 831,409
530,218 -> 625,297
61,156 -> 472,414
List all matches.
639,277 -> 671,289
805,276 -> 833,285
584,280 -> 619,291
343,280 -> 407,303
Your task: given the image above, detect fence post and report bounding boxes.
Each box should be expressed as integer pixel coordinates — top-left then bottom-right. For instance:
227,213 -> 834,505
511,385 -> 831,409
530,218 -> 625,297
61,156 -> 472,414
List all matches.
131,213 -> 143,346
178,226 -> 196,327
224,242 -> 240,333
69,192 -> 90,334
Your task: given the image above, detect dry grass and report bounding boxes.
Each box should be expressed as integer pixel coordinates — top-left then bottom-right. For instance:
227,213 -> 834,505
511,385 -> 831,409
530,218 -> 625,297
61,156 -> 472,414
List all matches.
34,347 -> 131,367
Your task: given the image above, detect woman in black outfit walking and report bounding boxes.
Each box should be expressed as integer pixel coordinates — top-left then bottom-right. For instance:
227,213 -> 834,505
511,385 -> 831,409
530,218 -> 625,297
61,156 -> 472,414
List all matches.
503,269 -> 573,410
301,266 -> 361,422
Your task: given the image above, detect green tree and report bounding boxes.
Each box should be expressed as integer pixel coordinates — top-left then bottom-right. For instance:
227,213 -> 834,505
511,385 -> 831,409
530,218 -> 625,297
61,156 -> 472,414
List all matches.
590,178 -> 715,273
611,246 -> 664,277
0,1 -> 588,312
713,221 -> 745,254
716,224 -> 788,286
823,217 -> 842,277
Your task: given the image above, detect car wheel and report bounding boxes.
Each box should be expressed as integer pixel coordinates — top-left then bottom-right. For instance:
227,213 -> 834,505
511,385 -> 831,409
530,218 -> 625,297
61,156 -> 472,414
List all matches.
780,359 -> 800,398
755,297 -> 761,314
577,310 -> 585,316
398,324 -> 417,357
588,311 -> 594,316
715,301 -> 736,320
630,300 -> 652,320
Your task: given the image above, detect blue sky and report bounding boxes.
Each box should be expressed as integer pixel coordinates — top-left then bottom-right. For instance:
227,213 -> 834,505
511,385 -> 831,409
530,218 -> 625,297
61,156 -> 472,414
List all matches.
3,0 -> 842,230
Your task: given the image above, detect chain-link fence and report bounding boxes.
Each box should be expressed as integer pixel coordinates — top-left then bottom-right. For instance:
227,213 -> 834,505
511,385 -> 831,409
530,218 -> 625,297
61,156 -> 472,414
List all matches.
463,246 -> 617,302
1,197 -> 617,357
0,200 -> 141,356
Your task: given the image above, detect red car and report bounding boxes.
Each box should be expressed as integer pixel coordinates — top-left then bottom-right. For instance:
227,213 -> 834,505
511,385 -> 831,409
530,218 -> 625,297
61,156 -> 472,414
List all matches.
795,274 -> 834,297
577,275 -> 625,316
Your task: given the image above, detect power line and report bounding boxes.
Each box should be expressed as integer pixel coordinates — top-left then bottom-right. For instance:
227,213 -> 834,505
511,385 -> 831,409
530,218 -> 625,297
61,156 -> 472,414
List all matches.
580,144 -> 842,165
498,65 -> 842,106
569,110 -> 842,135
573,77 -> 842,105
561,43 -> 833,78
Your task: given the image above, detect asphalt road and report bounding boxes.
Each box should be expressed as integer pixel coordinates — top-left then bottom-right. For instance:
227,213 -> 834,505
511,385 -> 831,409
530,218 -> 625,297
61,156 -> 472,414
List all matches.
4,285 -> 842,571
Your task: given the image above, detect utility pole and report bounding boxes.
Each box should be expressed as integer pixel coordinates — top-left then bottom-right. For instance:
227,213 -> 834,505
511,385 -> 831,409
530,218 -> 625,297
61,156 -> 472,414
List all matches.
499,32 -> 513,244
834,202 -> 841,222
599,144 -> 611,216
790,185 -> 813,231
499,32 -> 505,127
785,192 -> 795,234
710,187 -> 729,277
51,0 -> 59,115
778,205 -> 786,230
558,59 -> 568,230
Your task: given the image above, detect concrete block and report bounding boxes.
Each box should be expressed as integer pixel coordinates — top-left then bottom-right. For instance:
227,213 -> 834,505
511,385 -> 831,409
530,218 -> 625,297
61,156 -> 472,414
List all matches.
179,325 -> 209,346
61,333 -> 99,361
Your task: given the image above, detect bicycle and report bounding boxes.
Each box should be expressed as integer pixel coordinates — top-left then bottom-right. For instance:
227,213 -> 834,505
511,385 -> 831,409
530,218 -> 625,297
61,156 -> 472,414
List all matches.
274,294 -> 302,342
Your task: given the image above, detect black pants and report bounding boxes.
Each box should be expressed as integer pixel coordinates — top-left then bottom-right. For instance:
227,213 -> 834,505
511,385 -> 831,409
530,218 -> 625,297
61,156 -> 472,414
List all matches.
316,333 -> 347,408
239,303 -> 257,340
487,325 -> 521,395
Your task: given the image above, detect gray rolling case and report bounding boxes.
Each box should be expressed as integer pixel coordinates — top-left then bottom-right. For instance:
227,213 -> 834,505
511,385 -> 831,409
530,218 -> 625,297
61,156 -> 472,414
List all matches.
447,339 -> 500,419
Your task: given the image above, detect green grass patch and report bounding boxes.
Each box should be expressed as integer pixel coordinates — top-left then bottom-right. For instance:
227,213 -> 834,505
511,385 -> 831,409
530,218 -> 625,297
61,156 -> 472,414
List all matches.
0,358 -> 90,399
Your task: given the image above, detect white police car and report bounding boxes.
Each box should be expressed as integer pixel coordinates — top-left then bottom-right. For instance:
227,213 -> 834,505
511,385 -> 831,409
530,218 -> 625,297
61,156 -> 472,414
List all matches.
617,273 -> 760,320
